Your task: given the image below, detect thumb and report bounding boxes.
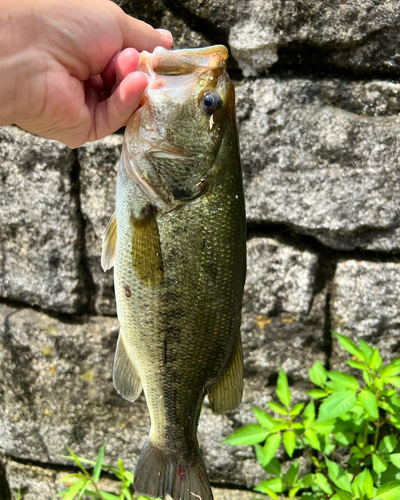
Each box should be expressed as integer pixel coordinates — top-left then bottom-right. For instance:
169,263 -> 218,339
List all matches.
88,71 -> 147,141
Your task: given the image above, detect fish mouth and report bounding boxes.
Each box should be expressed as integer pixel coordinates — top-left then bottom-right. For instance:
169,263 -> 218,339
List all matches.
138,45 -> 229,103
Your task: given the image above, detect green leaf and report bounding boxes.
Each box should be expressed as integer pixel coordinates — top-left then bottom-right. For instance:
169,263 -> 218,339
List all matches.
255,477 -> 285,493
335,492 -> 352,500
263,456 -> 282,476
304,429 -> 321,450
317,390 -> 357,422
298,473 -> 313,488
386,376 -> 400,388
65,447 -> 91,478
285,460 -> 299,486
283,430 -> 296,457
359,339 -> 374,361
346,360 -> 366,370
268,401 -> 288,415
334,430 -> 355,446
262,433 -> 282,466
309,361 -> 328,387
289,487 -> 300,498
379,435 -> 398,454
373,453 -> 388,473
363,370 -> 372,387
327,371 -> 360,391
358,389 -> 379,419
363,469 -> 374,499
254,485 -> 278,500
368,348 -> 383,370
376,480 -> 400,500
252,406 -> 276,429
314,472 -> 333,495
333,332 -> 365,360
311,419 -> 336,435
222,425 -> 270,445
302,401 -> 316,426
92,444 -> 104,482
98,491 -> 121,500
380,358 -> 400,378
290,402 -> 305,416
325,457 -> 352,493
389,453 -> 400,469
277,368 -> 291,407
307,389 -> 328,399
352,469 -> 370,499
63,481 -> 87,500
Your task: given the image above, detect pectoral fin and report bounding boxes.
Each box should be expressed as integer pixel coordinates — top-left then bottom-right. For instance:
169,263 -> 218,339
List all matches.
208,336 -> 243,414
101,211 -> 117,271
113,331 -> 142,402
131,206 -> 163,286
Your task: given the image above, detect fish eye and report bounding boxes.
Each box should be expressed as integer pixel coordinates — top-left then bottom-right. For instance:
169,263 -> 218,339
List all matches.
200,92 -> 221,114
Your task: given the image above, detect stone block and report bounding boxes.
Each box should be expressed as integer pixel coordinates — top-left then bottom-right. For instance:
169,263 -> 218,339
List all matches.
331,259 -> 400,370
237,78 -> 400,251
78,136 -> 122,315
0,127 -> 86,313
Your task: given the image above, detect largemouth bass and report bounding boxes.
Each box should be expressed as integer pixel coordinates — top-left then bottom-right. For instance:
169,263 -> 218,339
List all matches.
101,45 -> 246,500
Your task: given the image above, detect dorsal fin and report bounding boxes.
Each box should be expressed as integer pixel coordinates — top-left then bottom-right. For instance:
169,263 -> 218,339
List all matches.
101,211 -> 117,271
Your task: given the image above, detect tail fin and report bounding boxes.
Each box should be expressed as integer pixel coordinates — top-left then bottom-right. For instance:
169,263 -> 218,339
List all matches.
134,439 -> 213,500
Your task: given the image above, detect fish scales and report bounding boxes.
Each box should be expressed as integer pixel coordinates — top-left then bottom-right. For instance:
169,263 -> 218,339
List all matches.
102,45 -> 246,500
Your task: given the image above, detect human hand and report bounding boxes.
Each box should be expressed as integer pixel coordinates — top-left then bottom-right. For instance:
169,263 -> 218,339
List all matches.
0,0 -> 173,148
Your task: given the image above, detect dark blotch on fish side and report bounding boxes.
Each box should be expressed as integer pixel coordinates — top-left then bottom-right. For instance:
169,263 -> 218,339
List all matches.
124,285 -> 131,298
172,186 -> 193,200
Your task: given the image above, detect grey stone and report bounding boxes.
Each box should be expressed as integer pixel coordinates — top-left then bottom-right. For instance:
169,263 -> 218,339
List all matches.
0,126 -> 86,313
241,237 -> 326,385
78,136 -> 122,315
331,259 -> 400,371
237,78 -> 400,251
5,460 -> 57,500
171,0 -> 400,75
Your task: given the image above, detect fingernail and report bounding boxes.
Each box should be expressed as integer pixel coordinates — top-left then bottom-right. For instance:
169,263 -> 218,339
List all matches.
157,29 -> 173,44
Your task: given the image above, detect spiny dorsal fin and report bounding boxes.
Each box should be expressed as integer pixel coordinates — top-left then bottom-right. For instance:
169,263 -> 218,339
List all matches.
131,205 -> 163,286
208,335 -> 243,414
113,331 -> 142,402
101,211 -> 117,271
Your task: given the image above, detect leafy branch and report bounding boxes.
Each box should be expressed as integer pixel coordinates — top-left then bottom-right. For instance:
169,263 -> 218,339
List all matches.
223,331 -> 400,500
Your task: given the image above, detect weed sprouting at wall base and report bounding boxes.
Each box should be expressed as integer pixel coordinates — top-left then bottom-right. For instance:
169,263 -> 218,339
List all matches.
224,332 -> 400,500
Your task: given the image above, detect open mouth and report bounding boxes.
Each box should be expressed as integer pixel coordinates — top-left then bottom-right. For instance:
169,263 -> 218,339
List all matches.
137,45 -> 229,104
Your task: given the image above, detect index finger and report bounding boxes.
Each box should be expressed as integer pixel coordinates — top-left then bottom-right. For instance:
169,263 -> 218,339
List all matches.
113,5 -> 173,52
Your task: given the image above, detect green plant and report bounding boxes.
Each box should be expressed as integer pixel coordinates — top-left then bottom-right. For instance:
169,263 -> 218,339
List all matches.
56,445 -> 160,500
224,331 -> 400,500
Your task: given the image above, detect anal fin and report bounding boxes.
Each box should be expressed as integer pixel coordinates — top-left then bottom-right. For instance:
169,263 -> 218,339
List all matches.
113,331 -> 142,402
208,336 -> 243,414
101,211 -> 117,271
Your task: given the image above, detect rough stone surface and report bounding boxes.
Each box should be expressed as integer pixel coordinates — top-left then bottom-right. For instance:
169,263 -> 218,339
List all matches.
0,126 -> 86,313
331,260 -> 400,370
167,0 -> 400,75
237,78 -> 400,251
78,136 -> 122,315
241,236 -> 325,384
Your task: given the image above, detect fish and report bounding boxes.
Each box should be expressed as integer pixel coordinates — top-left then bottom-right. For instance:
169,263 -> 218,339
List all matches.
101,44 -> 246,500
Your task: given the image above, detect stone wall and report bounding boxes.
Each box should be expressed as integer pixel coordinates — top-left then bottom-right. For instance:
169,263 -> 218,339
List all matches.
1,1 -> 400,498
